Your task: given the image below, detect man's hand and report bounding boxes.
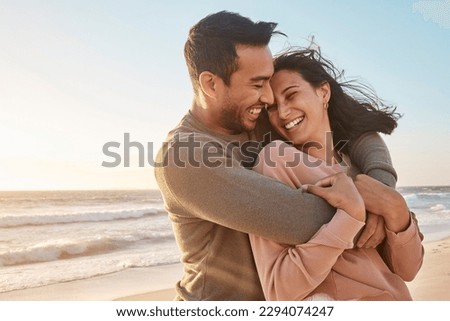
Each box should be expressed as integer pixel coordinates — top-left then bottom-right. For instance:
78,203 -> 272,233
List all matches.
354,174 -> 410,233
356,213 -> 386,248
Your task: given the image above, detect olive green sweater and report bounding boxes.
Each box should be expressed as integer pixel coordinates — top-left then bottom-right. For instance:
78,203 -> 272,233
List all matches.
154,112 -> 397,300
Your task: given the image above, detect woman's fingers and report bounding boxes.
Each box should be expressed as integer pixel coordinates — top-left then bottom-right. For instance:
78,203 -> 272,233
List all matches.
313,174 -> 336,187
304,184 -> 328,199
304,173 -> 366,221
356,213 -> 385,248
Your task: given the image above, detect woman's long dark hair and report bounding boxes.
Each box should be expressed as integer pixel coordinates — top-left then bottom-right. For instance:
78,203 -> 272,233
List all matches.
272,48 -> 401,154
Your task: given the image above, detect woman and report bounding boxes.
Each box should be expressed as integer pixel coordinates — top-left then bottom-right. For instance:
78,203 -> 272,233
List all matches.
250,49 -> 424,301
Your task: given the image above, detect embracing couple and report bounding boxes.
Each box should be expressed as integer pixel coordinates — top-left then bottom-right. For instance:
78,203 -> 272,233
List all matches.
154,11 -> 424,301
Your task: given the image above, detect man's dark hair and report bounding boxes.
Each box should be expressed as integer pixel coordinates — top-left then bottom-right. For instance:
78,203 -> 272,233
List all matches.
184,11 -> 281,94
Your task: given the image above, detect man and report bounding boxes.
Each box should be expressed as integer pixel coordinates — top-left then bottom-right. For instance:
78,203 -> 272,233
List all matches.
155,11 -> 399,300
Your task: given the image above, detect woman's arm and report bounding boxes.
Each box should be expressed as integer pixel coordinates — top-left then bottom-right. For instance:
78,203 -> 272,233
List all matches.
250,142 -> 365,300
378,212 -> 424,281
250,209 -> 364,300
354,174 -> 424,280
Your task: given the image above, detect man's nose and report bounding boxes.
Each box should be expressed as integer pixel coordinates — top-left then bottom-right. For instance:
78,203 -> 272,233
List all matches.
260,83 -> 274,106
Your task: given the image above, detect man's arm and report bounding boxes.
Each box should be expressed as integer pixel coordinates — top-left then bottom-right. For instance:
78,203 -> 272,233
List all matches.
349,132 -> 397,187
349,132 -> 398,247
155,133 -> 335,245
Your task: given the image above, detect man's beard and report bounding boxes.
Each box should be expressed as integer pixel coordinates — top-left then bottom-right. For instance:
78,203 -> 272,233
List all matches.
220,99 -> 251,134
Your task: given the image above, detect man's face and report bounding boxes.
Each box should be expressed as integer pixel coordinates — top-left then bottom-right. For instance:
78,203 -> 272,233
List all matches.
217,45 -> 274,134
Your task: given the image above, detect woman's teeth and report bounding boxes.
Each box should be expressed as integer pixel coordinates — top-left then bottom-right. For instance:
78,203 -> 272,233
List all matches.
285,116 -> 304,129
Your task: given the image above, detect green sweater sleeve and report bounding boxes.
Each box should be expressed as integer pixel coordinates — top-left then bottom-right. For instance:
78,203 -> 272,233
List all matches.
155,132 -> 335,245
348,132 -> 398,188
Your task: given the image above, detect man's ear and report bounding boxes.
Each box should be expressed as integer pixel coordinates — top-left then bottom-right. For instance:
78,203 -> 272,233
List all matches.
199,71 -> 220,99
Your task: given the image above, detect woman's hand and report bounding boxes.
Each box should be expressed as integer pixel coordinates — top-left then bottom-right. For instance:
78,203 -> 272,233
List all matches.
356,213 -> 386,248
304,172 -> 366,222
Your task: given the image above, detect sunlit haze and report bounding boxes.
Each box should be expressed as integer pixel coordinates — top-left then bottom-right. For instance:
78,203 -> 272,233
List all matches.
1,0 -> 449,190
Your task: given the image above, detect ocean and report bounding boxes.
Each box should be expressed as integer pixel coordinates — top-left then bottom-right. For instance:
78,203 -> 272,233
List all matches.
1,186 -> 450,294
0,190 -> 179,293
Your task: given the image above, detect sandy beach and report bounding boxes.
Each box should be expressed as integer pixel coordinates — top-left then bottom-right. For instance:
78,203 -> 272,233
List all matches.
0,237 -> 449,301
0,264 -> 182,301
407,237 -> 450,300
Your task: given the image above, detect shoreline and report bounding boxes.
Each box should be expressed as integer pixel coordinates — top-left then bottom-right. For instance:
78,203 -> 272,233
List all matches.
1,237 -> 449,301
0,264 -> 182,301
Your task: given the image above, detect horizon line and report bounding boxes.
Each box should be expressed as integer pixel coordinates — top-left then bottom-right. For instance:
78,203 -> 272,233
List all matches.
1,184 -> 450,193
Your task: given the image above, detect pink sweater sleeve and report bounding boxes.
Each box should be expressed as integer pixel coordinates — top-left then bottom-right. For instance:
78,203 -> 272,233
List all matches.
379,212 -> 424,281
250,210 -> 364,300
250,141 -> 365,300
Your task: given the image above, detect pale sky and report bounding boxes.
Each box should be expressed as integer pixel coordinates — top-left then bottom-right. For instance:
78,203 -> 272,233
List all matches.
0,0 -> 449,190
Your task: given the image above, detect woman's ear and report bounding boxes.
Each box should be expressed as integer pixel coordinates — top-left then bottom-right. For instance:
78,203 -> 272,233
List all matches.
199,71 -> 219,99
319,81 -> 331,103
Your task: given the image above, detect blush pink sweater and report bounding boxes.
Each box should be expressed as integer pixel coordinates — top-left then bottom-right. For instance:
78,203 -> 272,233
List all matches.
250,140 -> 424,301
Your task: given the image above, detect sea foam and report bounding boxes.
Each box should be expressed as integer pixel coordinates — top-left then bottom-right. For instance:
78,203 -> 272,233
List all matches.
0,230 -> 174,267
0,207 -> 166,228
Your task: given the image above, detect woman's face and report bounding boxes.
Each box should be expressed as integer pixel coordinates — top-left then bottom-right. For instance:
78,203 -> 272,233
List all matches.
268,69 -> 331,148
